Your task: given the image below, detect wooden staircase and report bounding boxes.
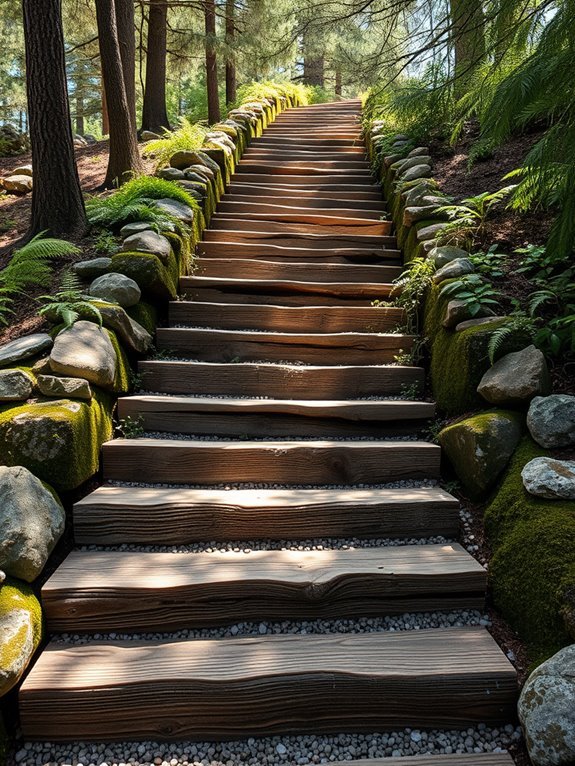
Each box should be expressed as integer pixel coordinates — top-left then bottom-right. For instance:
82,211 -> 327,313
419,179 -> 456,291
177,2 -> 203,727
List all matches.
19,100 -> 518,751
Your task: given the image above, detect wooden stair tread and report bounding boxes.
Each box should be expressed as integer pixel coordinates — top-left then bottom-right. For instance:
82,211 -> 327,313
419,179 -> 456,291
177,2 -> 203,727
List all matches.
219,195 -> 386,210
19,628 -> 517,740
102,438 -> 441,485
74,484 -> 460,544
42,544 -> 486,632
203,231 -> 397,248
192,258 -> 402,282
180,275 -> 396,295
196,241 -> 402,262
206,218 -> 391,236
228,183 -> 382,200
216,202 -> 385,219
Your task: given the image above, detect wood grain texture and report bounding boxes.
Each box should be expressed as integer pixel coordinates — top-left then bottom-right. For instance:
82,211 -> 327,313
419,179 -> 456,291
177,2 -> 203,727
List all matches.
19,628 -> 517,741
169,300 -> 405,333
73,485 -> 460,544
138,360 -> 425,398
224,174 -> 376,185
192,259 -> 402,283
155,327 -> 414,364
43,544 -> 486,632
203,230 -> 397,248
236,161 -> 371,173
196,241 -> 402,263
219,195 -> 386,211
216,202 -> 384,219
206,218 -> 392,237
228,183 -> 381,200
102,438 -> 441,484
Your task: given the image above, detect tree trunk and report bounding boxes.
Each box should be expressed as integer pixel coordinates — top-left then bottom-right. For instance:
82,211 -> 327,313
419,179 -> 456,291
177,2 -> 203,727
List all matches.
141,0 -> 170,133
76,91 -> 85,136
204,0 -> 221,123
449,0 -> 486,99
225,0 -> 236,106
96,0 -> 144,186
335,68 -> 342,97
115,0 -> 137,131
22,0 -> 87,237
101,80 -> 110,134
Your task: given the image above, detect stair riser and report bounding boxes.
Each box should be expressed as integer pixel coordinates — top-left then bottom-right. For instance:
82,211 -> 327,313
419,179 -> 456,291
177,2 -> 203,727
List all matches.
216,204 -> 385,219
228,184 -> 382,200
191,260 -> 401,282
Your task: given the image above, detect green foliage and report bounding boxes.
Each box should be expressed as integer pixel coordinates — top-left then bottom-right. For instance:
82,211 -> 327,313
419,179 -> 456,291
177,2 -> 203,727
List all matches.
435,186 -> 516,248
439,273 -> 501,318
487,314 -> 537,364
38,271 -> 105,329
118,414 -> 145,438
86,176 -> 201,230
142,117 -> 208,168
0,233 -> 79,325
392,256 -> 436,333
92,229 -> 119,254
469,246 -> 508,278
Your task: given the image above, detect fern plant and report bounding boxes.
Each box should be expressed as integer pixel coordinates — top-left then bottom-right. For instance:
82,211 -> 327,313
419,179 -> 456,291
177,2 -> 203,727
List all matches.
38,271 -> 106,329
0,233 -> 80,325
487,314 -> 538,364
435,186 -> 516,248
142,117 -> 208,168
391,257 -> 436,333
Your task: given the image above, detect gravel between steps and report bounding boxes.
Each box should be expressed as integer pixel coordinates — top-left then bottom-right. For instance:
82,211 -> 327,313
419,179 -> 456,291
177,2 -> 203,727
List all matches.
139,431 -> 426,441
15,726 -> 522,766
106,479 -> 440,490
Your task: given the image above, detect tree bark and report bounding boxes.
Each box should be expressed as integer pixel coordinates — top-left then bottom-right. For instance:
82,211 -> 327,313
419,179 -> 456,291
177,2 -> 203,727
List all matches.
115,0 -> 137,131
22,0 -> 87,237
335,68 -> 342,97
449,0 -> 486,99
204,0 -> 221,123
225,0 -> 236,106
141,0 -> 170,133
102,80 -> 110,135
96,0 -> 144,186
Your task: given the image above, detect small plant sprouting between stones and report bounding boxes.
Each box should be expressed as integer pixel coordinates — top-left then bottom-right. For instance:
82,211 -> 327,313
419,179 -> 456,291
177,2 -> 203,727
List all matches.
38,271 -> 106,329
439,273 -> 501,318
117,415 -> 145,438
399,382 -> 422,399
392,257 -> 436,333
93,229 -> 120,255
393,337 -> 428,366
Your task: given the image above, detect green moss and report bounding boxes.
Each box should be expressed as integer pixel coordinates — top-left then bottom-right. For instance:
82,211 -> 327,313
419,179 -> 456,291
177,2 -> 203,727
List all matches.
111,251 -> 178,300
126,301 -> 157,335
485,436 -> 575,662
105,329 -> 131,394
0,578 -> 43,695
0,390 -> 113,491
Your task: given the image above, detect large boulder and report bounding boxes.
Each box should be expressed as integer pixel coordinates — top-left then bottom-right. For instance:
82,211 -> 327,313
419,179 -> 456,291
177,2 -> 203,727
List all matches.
518,644 -> 575,766
37,374 -> 92,401
522,457 -> 575,500
401,164 -> 432,183
122,231 -> 172,263
0,578 -> 42,696
478,345 -> 550,406
99,304 -> 153,354
527,395 -> 575,448
0,466 -> 65,582
439,411 -> 523,497
89,272 -> 141,308
50,321 -> 117,389
0,369 -> 34,401
0,333 -> 52,368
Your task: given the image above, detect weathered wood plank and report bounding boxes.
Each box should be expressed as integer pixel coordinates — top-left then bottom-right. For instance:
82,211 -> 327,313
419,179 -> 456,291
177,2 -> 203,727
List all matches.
192,258 -> 402,283
138,360 -> 424,398
236,163 -> 371,174
219,195 -> 386,211
228,183 -> 381,200
216,202 -> 384,219
195,241 -> 402,263
19,628 -> 517,741
73,485 -> 459,544
102,439 -> 440,484
209,216 -> 391,236
228,173 -> 375,185
202,230 -> 397,248
43,544 -> 486,632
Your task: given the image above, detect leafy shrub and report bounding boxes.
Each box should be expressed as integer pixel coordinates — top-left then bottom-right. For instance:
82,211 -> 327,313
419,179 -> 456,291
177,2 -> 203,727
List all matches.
142,117 -> 208,168
38,271 -> 105,329
439,274 -> 501,317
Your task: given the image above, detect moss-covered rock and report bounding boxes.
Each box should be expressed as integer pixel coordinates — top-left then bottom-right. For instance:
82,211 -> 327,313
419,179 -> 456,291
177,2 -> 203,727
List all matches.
485,436 -> 575,662
0,391 -> 113,491
126,301 -> 157,335
111,251 -> 178,301
439,410 -> 523,497
106,329 -> 132,394
0,577 -> 42,696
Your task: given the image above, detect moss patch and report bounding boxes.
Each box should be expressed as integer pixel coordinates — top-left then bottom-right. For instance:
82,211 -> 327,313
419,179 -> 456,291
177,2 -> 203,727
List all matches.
105,329 -> 131,394
0,390 -> 113,491
126,301 -> 157,335
111,251 -> 178,301
0,577 -> 43,695
485,436 -> 575,663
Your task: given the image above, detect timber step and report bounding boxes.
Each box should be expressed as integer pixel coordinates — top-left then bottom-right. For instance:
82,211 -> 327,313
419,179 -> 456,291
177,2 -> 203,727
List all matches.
236,163 -> 372,174
169,301 -> 405,333
191,258 -> 402,282
219,195 -> 387,211
213,203 -> 385,220
208,215 -> 391,233
225,174 -> 374,185
202,231 -> 398,249
116,395 -> 435,437
227,183 -> 383,200
155,327 -> 414,364
19,628 -> 517,741
43,544 -> 486,633
196,241 -> 402,263
102,439 -> 441,485
73,485 -> 460,544
138,361 -> 425,398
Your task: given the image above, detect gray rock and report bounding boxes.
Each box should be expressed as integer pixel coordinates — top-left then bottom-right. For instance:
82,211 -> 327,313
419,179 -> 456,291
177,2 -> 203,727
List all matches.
400,164 -> 432,183
12,165 -> 33,177
154,198 -> 194,224
403,205 -> 443,227
408,146 -> 429,157
396,156 -> 432,174
186,164 -> 214,180
37,374 -> 92,401
0,601 -> 37,695
170,150 -> 201,169
119,221 -> 153,238
0,465 -> 65,582
183,170 -> 208,184
0,369 -> 34,401
50,321 -> 117,389
89,273 -> 141,308
31,356 -> 52,375
157,167 -> 185,181
73,257 -> 112,279
99,304 -> 153,355
402,180 -> 437,205
478,345 -> 550,406
122,230 -> 172,262
439,411 -> 522,497
417,222 -> 448,242
141,130 -> 161,141
428,245 -> 469,268
518,644 -> 575,766
0,333 -> 53,368
433,257 -> 475,284
176,183 -> 205,201
3,175 -> 33,193
455,316 -> 506,332
442,300 -> 472,329
528,395 -> 575,448
521,457 -> 575,500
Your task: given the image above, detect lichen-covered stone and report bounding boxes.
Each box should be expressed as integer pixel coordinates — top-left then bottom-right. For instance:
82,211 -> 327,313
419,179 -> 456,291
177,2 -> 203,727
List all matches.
439,411 -> 523,497
154,198 -> 194,224
0,466 -> 65,582
522,457 -> 575,500
433,257 -> 475,284
528,395 -> 575,448
0,369 -> 34,401
0,333 -> 52,368
89,273 -> 141,308
37,374 -> 92,401
455,316 -> 507,332
0,578 -> 42,696
122,231 -> 172,263
50,321 -> 117,389
111,252 -> 178,301
3,175 -> 32,193
72,257 -> 112,279
403,205 -> 443,227
400,164 -> 432,183
126,301 -> 157,335
518,645 -> 575,766
478,345 -> 550,406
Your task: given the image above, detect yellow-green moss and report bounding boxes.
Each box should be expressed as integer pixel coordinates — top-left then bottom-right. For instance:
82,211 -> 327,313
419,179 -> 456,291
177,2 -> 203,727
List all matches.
0,578 -> 43,695
0,390 -> 113,491
126,301 -> 157,335
485,436 -> 575,663
111,251 -> 178,300
105,329 -> 131,394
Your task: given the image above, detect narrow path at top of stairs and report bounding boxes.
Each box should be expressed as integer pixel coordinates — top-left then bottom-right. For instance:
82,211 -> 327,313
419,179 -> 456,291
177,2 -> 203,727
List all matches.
18,100 -> 519,764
